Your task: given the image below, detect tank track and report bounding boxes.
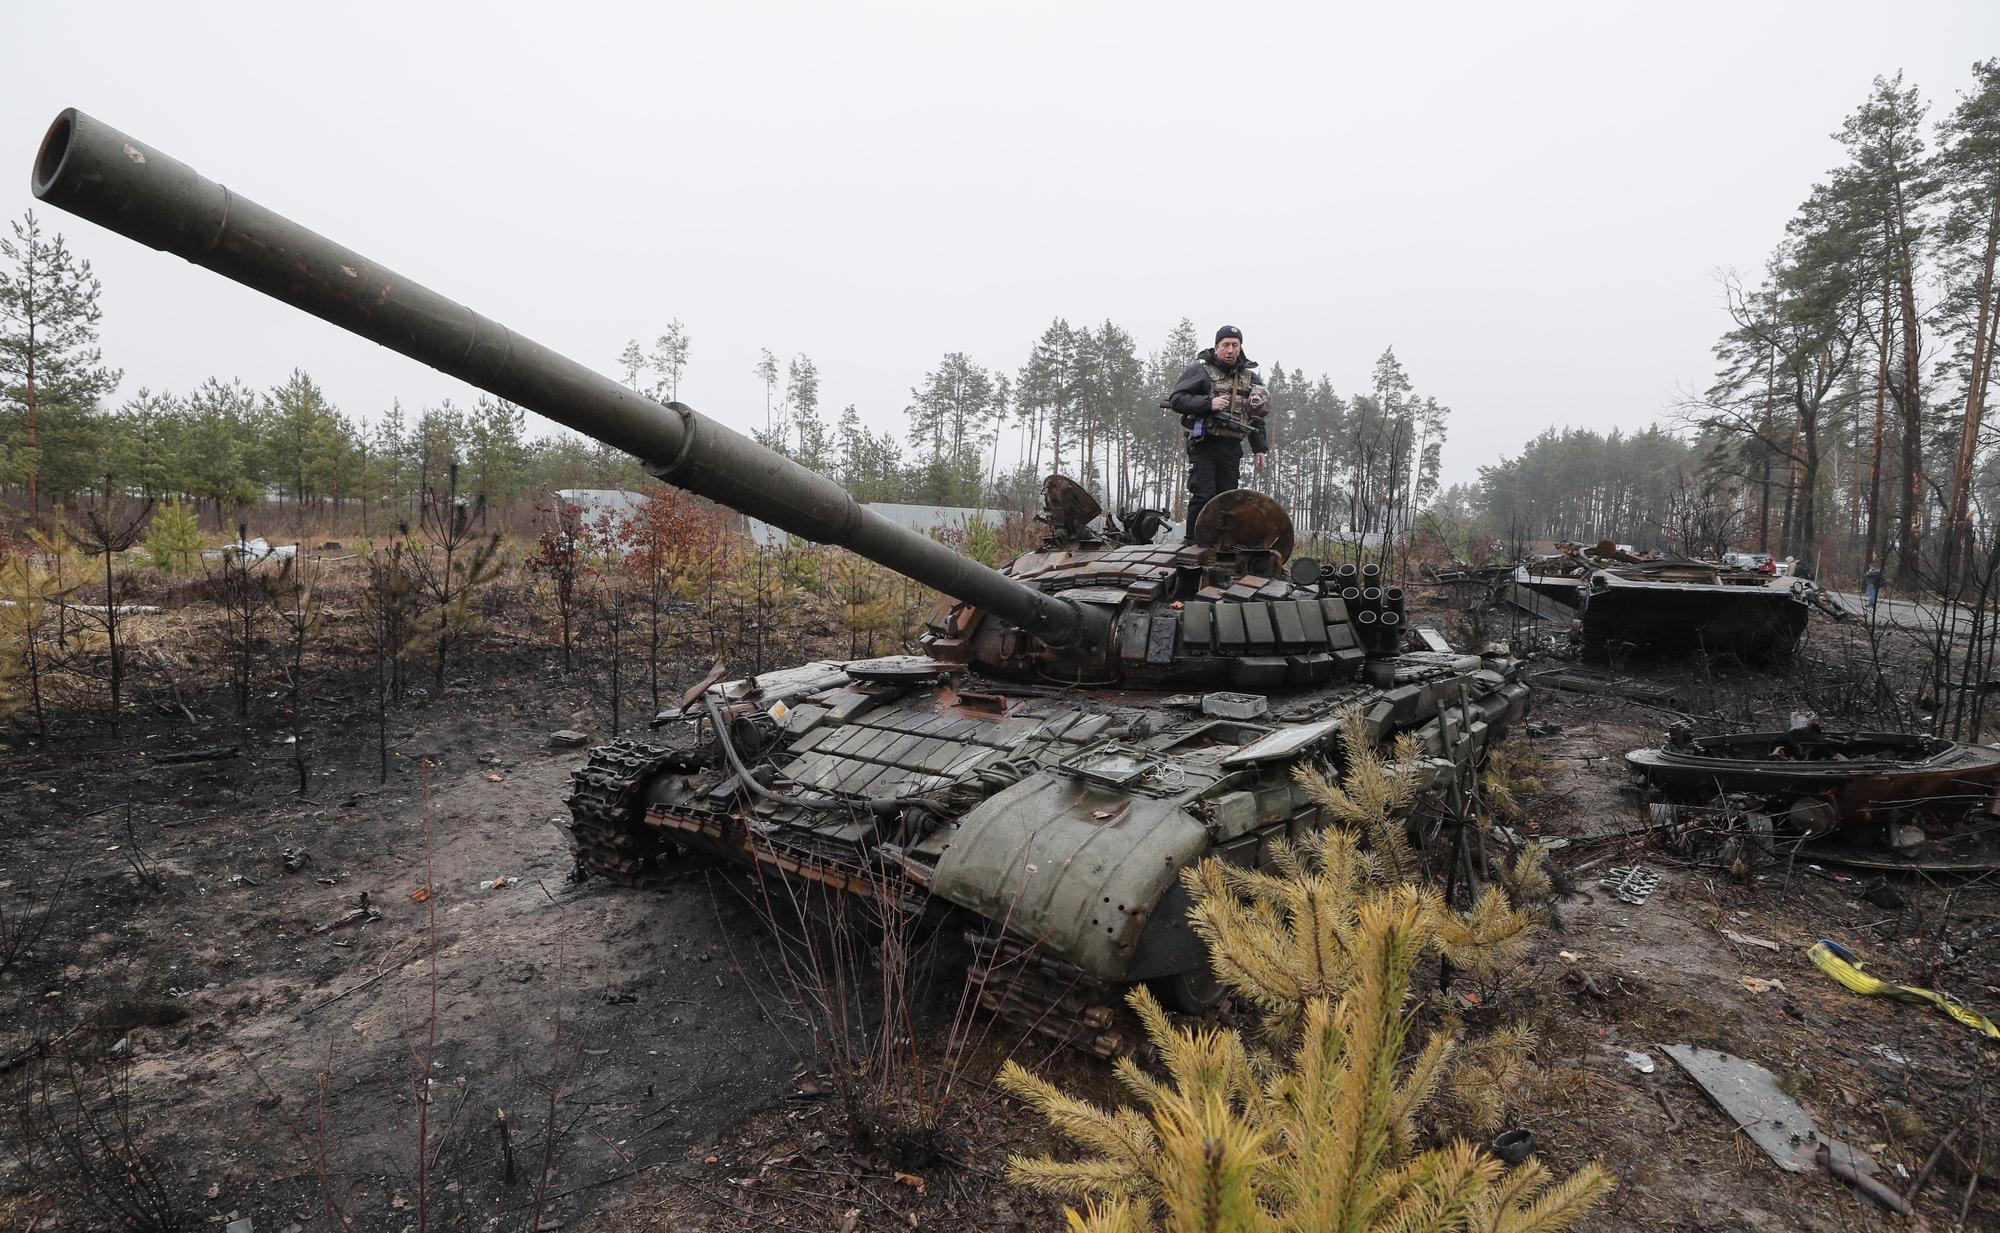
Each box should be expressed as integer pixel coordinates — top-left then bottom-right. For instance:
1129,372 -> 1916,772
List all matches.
565,740 -> 702,885
967,932 -> 1127,1058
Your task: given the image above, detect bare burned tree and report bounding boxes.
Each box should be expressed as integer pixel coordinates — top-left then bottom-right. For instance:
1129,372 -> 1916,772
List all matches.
68,482 -> 152,734
1650,466 -> 1751,561
210,525 -> 266,720
528,502 -> 589,673
409,463 -> 503,694
262,552 -> 322,795
11,1045 -> 184,1232
579,507 -> 632,734
0,542 -> 69,740
591,572 -> 628,736
0,864 -> 68,975
1897,492 -> 2000,742
359,532 -> 433,784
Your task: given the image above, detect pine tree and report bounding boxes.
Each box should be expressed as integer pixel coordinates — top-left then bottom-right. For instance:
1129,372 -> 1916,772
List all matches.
0,211 -> 121,511
107,388 -> 185,503
908,353 -> 996,502
1175,713 -> 1536,1042
1830,74 -> 1934,586
617,338 -> 648,390
1938,61 -> 2000,574
754,348 -> 781,438
787,353 -> 828,470
181,378 -> 264,526
467,396 -> 528,511
653,320 -> 691,402
144,498 -> 204,574
1020,319 -> 1081,476
1000,898 -> 1613,1233
263,368 -> 347,517
0,550 -> 68,737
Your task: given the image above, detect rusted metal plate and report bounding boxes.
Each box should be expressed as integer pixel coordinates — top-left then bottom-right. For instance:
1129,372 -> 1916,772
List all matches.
1191,490 -> 1295,560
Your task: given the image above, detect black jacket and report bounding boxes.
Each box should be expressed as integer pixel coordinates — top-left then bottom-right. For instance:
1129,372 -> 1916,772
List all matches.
1167,348 -> 1270,452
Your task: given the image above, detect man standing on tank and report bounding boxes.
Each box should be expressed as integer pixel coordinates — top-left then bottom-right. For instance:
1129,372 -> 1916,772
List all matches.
1166,325 -> 1270,535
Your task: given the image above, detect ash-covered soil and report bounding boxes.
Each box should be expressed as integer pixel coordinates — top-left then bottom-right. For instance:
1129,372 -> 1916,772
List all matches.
0,640 -> 805,1232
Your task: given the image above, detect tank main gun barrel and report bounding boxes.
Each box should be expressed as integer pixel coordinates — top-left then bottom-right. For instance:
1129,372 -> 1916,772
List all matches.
30,109 -> 1100,650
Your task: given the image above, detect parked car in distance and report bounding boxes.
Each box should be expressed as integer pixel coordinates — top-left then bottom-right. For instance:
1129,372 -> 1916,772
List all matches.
1722,552 -> 1775,572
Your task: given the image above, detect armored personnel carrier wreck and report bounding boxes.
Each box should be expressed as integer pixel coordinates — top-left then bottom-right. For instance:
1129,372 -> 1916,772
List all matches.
1513,541 -> 1811,660
32,109 -> 1531,1052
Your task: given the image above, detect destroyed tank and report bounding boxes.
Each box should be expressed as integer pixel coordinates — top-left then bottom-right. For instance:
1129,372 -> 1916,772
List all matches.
33,109 -> 1532,1049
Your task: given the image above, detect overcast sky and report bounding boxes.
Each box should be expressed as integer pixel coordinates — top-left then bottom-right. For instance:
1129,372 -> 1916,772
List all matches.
8,2 -> 1998,490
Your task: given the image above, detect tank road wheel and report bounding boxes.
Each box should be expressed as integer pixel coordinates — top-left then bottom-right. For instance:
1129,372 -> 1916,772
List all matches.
1151,962 -> 1226,1014
565,740 -> 701,886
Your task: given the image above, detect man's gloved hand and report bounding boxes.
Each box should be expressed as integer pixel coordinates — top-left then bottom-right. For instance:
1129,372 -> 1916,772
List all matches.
1209,394 -> 1231,413
1247,386 -> 1270,411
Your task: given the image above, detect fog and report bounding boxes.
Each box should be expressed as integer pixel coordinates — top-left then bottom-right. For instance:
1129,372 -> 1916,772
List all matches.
6,1 -> 1996,486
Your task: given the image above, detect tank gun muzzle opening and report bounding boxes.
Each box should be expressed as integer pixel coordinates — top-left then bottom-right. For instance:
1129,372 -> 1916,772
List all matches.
32,110 -> 73,198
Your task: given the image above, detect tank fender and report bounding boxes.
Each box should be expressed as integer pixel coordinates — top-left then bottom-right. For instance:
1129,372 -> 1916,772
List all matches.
929,769 -> 1212,981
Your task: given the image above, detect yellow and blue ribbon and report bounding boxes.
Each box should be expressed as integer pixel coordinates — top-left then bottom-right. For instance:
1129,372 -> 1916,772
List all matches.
1807,940 -> 1999,1041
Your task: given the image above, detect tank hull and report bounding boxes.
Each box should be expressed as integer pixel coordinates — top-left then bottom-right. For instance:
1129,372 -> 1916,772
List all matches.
570,648 -> 1530,994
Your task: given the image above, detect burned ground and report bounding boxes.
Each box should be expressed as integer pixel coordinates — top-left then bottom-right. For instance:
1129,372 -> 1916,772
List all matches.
0,631 -> 818,1232
2,597 -> 1996,1232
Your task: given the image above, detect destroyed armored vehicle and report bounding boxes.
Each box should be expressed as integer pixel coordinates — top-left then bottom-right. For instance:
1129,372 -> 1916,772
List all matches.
1630,714 -> 2000,845
1513,540 -> 1811,660
33,109 -> 1531,1050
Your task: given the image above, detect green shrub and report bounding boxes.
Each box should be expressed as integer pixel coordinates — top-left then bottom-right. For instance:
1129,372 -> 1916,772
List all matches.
144,500 -> 204,575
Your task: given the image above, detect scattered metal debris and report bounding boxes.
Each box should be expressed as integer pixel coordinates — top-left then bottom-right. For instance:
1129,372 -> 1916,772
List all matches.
200,535 -> 295,564
1496,581 -> 1574,623
1816,1142 -> 1912,1214
1492,825 -> 1568,851
1490,1128 -> 1534,1163
1664,1043 -> 1906,1211
1532,667 -> 1678,705
1629,715 -> 2000,842
1412,626 -> 1455,653
312,905 -> 379,933
1720,928 -> 1781,952
1600,865 -> 1661,905
1857,877 -> 1905,909
1621,1049 -> 1656,1074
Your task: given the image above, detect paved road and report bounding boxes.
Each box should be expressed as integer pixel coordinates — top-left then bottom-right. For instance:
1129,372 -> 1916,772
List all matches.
1817,589 -> 1978,634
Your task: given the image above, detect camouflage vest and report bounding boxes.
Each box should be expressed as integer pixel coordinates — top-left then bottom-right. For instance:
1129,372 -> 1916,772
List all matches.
1201,361 -> 1257,439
